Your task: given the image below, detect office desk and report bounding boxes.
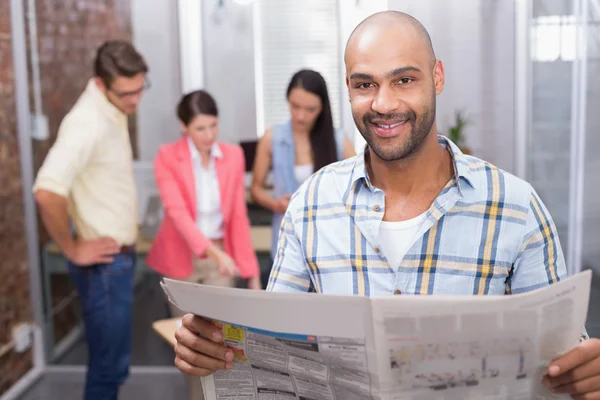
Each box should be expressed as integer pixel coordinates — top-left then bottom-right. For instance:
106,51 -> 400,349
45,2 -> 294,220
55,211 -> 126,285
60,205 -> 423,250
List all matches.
153,317 -> 204,399
152,317 -> 180,347
45,236 -> 153,255
249,226 -> 271,253
42,226 -> 271,362
45,226 -> 270,259
42,235 -> 154,362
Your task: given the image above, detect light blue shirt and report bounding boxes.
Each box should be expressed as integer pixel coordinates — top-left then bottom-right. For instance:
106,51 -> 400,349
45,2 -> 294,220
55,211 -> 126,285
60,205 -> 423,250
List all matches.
270,121 -> 346,258
267,135 -> 588,341
269,136 -> 565,295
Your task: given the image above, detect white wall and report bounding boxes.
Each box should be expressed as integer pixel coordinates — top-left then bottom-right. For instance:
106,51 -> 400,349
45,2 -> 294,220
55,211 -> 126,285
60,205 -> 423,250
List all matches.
178,0 -> 204,93
387,0 -> 516,173
338,0 -> 388,153
194,0 -> 390,147
202,0 -> 257,144
132,0 -> 182,161
173,0 -> 390,148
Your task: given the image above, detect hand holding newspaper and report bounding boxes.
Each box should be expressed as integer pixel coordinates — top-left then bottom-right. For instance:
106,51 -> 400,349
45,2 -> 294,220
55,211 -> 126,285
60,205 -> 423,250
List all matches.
161,270 -> 591,400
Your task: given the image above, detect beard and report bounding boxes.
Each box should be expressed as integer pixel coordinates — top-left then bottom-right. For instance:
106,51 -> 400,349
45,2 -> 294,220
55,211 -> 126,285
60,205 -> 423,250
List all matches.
354,97 -> 436,162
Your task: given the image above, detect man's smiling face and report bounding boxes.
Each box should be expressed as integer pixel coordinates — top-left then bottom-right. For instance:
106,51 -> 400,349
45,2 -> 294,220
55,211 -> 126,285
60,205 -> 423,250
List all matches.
345,19 -> 444,161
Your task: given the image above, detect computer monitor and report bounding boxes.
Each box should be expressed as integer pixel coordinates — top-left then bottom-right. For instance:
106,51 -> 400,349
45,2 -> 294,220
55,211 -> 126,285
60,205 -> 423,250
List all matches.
240,140 -> 258,172
240,140 -> 274,189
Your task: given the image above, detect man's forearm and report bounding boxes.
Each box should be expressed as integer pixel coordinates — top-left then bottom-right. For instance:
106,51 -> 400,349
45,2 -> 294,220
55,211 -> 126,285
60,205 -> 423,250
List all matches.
34,190 -> 76,258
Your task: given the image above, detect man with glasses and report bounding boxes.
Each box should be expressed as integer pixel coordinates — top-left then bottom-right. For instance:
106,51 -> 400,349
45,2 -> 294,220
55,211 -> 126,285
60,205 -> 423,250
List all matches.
34,40 -> 149,400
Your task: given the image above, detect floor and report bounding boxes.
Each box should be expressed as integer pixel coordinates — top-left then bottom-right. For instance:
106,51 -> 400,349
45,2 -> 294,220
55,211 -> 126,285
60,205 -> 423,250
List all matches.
19,369 -> 186,400
55,253 -> 273,366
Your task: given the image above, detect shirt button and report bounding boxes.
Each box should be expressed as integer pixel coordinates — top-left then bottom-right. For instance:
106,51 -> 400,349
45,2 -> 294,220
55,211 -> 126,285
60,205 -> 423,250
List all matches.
374,247 -> 381,253
394,289 -> 401,295
373,205 -> 381,212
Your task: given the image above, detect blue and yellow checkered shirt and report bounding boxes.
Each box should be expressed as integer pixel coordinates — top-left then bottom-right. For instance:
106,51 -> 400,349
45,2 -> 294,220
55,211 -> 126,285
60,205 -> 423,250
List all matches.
268,136 -> 572,298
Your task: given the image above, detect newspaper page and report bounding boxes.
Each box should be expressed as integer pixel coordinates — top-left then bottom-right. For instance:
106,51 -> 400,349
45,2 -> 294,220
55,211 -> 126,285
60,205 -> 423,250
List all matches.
161,280 -> 380,400
161,270 -> 591,400
371,270 -> 591,400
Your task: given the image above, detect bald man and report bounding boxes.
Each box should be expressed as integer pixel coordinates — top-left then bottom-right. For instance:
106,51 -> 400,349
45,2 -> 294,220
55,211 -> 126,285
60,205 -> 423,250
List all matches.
173,11 -> 600,398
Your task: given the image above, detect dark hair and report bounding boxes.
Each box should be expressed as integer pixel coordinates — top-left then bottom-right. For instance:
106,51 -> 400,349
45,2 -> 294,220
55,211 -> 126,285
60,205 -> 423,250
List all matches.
177,90 -> 219,125
94,40 -> 148,87
286,69 -> 338,171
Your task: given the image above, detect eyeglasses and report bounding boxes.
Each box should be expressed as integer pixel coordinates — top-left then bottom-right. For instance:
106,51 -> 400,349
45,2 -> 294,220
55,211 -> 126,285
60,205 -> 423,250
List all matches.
108,77 -> 151,99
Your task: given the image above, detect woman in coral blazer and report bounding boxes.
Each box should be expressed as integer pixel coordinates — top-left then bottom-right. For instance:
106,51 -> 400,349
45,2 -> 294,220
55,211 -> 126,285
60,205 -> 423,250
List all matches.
147,90 -> 261,314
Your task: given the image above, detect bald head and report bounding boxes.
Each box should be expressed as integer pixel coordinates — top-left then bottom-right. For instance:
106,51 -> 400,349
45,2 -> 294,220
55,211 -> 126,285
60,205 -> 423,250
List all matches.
343,11 -> 444,163
345,11 -> 436,68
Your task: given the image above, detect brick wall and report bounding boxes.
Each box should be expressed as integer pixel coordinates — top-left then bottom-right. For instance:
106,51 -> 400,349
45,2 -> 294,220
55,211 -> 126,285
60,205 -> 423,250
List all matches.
31,0 -> 135,175
0,1 -> 134,393
28,0 -> 134,346
0,1 -> 34,394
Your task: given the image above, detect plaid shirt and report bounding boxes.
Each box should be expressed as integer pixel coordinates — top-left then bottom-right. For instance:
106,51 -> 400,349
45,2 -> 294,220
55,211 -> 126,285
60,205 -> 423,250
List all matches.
268,136 -> 571,299
267,136 -> 589,343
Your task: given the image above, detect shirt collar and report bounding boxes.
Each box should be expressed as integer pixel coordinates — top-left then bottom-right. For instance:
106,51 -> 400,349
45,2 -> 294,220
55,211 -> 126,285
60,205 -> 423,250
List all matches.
85,78 -> 127,123
440,135 -> 476,192
186,136 -> 222,161
350,135 -> 476,194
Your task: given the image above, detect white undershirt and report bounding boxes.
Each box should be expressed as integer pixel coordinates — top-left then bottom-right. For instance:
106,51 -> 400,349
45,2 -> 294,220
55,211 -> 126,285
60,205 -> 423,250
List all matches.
188,137 -> 224,240
378,211 -> 428,269
294,164 -> 313,185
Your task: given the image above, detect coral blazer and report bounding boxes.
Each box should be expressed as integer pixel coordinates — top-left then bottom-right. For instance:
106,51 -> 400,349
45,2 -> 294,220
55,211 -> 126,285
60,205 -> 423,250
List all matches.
146,138 -> 259,279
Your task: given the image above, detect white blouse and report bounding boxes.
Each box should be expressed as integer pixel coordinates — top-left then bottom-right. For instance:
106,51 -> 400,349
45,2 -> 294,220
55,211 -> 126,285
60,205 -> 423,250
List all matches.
294,164 -> 313,185
187,137 -> 224,240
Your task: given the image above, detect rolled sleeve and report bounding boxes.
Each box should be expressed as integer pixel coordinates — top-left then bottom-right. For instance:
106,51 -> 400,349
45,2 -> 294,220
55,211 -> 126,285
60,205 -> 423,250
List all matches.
510,189 -> 567,294
33,117 -> 99,196
266,191 -> 313,293
510,188 -> 589,341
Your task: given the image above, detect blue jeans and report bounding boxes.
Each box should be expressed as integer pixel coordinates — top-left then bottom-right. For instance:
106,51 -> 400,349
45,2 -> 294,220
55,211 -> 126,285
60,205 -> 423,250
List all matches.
68,252 -> 135,400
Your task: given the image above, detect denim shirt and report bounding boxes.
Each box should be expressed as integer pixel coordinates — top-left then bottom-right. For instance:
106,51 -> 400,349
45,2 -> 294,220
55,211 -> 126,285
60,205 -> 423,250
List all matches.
270,120 -> 345,258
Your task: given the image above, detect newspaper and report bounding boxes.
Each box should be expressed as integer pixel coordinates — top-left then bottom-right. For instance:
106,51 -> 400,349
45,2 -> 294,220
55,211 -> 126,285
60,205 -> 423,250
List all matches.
161,270 -> 592,400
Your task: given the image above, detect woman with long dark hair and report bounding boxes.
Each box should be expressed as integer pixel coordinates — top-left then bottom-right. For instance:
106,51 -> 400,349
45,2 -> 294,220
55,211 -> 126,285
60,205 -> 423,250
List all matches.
251,69 -> 355,265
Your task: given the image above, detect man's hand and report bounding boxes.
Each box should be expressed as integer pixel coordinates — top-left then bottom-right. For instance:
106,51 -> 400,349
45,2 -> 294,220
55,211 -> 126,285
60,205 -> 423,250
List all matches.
174,314 -> 234,377
34,190 -> 120,266
543,338 -> 600,398
65,237 -> 121,266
